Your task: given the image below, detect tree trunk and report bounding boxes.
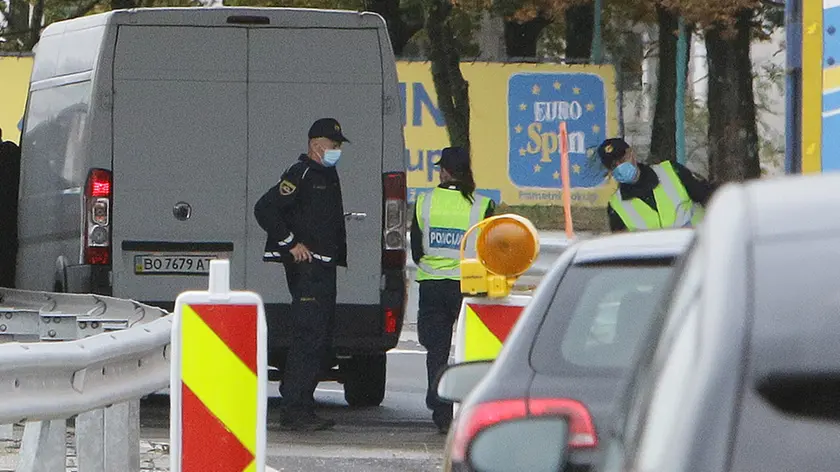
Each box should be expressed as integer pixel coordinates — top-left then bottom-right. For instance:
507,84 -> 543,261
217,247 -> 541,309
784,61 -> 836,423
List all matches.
25,0 -> 45,50
650,5 -> 692,164
705,9 -> 760,182
503,16 -> 550,59
363,0 -> 423,56
425,0 -> 470,152
564,2 -> 594,62
5,0 -> 30,49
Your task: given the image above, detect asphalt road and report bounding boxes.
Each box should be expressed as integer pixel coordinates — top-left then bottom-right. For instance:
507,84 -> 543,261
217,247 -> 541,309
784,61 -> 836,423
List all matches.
138,328 -> 447,472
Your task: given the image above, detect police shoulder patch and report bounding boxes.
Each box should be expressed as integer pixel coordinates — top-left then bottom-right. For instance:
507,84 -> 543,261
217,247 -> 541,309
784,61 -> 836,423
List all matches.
279,180 -> 297,196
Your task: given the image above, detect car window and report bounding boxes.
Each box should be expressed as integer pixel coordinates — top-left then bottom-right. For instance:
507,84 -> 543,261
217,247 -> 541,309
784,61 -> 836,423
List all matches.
530,258 -> 675,376
605,241 -> 704,472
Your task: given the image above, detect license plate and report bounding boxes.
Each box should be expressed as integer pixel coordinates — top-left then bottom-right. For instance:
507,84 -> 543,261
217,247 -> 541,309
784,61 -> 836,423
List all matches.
134,255 -> 218,275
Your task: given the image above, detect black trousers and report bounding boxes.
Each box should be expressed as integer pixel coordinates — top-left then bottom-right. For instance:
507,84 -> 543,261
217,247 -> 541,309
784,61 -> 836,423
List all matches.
418,279 -> 462,424
281,261 -> 337,416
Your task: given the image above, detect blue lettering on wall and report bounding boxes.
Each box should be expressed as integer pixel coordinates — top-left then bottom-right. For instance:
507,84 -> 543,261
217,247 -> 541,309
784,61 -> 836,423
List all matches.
413,83 -> 445,127
396,82 -> 448,127
405,148 -> 444,182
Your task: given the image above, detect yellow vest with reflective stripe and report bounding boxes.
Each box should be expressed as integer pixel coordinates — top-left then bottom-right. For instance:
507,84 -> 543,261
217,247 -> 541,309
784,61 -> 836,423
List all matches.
416,187 -> 491,281
609,161 -> 705,231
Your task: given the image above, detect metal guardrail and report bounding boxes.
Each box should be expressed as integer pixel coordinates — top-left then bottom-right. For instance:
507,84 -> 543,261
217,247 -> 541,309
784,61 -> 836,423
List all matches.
0,288 -> 171,472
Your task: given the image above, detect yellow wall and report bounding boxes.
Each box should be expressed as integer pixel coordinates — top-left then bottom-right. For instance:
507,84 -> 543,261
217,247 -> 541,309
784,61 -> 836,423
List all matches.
0,55 -> 33,145
0,56 -> 618,205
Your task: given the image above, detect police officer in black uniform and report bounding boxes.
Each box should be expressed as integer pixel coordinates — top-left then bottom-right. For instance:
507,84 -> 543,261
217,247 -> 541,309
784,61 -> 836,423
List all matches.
254,118 -> 349,431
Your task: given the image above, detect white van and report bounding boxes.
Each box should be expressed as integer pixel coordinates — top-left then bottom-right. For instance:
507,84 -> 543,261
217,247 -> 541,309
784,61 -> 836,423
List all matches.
16,7 -> 407,406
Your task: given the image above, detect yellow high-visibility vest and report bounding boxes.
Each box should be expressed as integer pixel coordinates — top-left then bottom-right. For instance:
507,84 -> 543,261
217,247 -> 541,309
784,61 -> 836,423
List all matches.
415,187 -> 491,281
609,161 -> 704,231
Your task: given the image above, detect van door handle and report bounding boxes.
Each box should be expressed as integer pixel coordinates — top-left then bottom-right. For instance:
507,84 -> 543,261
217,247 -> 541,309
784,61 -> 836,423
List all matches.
344,212 -> 367,221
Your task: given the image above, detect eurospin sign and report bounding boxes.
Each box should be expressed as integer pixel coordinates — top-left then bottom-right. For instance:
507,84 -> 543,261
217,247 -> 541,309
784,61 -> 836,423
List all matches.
0,57 -> 618,206
401,62 -> 619,207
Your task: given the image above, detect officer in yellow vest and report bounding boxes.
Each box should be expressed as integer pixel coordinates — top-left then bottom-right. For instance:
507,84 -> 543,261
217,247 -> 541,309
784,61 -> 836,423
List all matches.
597,138 -> 715,232
410,146 -> 494,433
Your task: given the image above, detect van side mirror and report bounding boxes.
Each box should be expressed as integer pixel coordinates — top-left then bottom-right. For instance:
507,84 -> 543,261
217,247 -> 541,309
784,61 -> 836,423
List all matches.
435,361 -> 493,403
468,417 -> 569,472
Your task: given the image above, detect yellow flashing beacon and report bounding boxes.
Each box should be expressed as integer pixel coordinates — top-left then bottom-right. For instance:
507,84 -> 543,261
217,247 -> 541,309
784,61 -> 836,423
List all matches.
459,214 -> 540,298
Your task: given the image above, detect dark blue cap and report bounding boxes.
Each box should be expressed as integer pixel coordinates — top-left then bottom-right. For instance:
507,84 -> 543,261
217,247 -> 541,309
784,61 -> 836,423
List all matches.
597,138 -> 630,168
308,118 -> 349,143
434,146 -> 471,172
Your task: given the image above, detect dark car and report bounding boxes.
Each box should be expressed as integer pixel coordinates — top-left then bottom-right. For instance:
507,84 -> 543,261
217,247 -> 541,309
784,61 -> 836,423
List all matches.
436,228 -> 693,472
598,173 -> 840,472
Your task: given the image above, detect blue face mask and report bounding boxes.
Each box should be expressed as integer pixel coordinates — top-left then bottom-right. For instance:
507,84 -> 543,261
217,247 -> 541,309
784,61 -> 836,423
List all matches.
612,162 -> 639,184
322,149 -> 342,167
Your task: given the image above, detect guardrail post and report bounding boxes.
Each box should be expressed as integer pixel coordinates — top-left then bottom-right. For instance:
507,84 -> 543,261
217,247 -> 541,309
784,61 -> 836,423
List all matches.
17,419 -> 66,472
76,409 -> 105,470
170,259 -> 267,472
76,400 -> 140,472
105,400 -> 141,471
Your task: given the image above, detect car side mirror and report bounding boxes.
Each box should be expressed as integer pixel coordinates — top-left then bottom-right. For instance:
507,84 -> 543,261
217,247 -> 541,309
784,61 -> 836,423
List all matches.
468,417 -> 570,472
435,360 -> 493,404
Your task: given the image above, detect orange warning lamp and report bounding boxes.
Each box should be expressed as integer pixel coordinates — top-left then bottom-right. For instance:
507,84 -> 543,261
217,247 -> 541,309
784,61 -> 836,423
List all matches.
459,214 -> 540,298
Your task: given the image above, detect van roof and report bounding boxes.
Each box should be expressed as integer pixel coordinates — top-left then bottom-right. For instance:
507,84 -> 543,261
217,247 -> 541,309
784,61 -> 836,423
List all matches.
40,6 -> 388,38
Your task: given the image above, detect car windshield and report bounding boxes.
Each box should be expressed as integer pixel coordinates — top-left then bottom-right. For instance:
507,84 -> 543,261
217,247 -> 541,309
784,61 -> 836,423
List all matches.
530,258 -> 675,376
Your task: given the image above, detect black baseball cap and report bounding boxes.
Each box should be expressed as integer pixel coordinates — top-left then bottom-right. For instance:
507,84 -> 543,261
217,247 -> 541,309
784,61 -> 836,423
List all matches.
434,146 -> 471,172
308,118 -> 350,143
597,137 -> 631,168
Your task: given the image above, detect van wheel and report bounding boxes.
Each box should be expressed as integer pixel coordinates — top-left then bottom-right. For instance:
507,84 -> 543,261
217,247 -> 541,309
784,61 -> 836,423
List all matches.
342,354 -> 386,408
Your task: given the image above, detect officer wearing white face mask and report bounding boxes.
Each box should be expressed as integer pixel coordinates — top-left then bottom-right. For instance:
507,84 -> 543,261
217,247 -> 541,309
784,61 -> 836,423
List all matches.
254,117 -> 349,431
598,137 -> 715,232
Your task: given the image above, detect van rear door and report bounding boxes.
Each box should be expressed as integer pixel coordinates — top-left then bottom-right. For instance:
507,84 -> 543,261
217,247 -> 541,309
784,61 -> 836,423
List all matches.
245,27 -> 383,319
111,26 -> 248,301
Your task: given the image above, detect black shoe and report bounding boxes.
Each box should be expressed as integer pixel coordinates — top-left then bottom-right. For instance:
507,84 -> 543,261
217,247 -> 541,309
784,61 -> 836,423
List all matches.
435,421 -> 450,435
433,409 -> 452,435
279,412 -> 336,432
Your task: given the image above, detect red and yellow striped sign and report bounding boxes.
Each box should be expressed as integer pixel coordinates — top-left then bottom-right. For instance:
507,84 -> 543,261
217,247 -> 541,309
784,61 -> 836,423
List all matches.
455,295 -> 531,363
179,304 -> 258,472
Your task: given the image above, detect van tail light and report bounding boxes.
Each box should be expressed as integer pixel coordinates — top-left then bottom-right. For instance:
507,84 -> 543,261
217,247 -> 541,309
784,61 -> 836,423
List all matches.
381,172 -> 407,335
84,169 -> 112,265
384,308 -> 398,334
450,398 -> 597,464
382,171 -> 406,270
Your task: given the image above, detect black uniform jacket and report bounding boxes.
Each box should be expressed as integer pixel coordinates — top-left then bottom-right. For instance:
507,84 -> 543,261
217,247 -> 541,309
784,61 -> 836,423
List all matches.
254,154 -> 348,267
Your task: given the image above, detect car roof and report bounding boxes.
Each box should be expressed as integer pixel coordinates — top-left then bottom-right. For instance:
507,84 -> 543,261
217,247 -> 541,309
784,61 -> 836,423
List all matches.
742,171 -> 840,239
570,228 -> 694,265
